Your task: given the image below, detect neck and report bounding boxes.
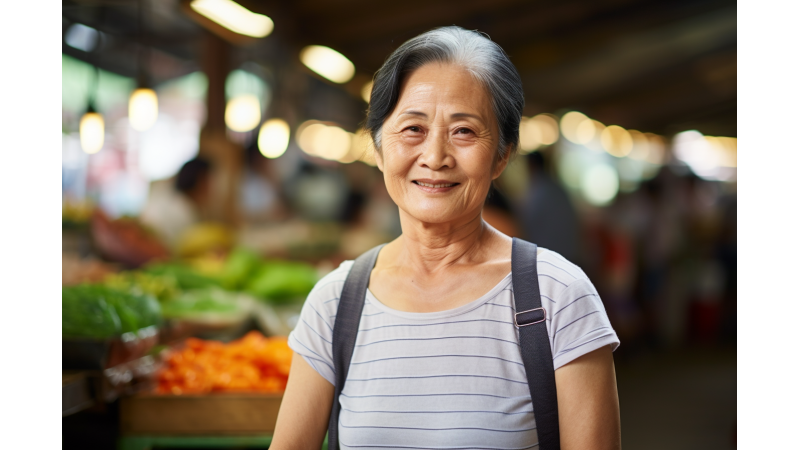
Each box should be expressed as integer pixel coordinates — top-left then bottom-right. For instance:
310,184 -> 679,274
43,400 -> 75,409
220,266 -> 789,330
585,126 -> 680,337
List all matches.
394,208 -> 492,275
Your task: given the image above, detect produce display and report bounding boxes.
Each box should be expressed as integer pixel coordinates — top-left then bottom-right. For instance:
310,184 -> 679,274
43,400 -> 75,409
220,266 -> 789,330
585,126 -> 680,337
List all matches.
62,285 -> 161,339
104,271 -> 180,302
244,261 -> 318,304
160,288 -> 254,324
63,243 -> 319,344
91,209 -> 170,268
176,222 -> 235,258
156,332 -> 292,394
142,263 -> 222,291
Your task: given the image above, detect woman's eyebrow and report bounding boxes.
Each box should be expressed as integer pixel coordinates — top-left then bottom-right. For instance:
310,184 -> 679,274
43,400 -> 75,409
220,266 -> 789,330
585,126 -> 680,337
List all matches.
399,111 -> 482,120
399,110 -> 427,118
450,112 -> 483,121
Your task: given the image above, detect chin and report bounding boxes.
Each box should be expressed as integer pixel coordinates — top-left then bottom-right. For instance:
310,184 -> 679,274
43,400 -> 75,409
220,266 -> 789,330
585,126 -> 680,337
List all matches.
401,206 -> 474,226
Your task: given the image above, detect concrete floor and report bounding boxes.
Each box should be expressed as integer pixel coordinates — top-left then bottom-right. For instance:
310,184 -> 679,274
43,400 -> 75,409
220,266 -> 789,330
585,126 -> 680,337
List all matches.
615,346 -> 737,449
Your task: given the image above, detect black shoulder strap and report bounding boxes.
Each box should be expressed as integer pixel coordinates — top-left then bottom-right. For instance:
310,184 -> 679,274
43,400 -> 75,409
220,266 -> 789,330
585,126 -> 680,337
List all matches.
328,244 -> 384,450
512,237 -> 561,450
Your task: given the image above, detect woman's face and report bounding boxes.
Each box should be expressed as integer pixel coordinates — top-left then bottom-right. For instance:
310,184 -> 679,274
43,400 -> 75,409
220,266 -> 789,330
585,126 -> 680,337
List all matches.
376,63 -> 508,226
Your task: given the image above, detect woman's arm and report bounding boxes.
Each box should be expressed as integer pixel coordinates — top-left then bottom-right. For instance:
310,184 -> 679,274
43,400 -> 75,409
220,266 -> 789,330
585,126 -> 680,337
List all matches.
555,344 -> 621,450
269,353 -> 335,450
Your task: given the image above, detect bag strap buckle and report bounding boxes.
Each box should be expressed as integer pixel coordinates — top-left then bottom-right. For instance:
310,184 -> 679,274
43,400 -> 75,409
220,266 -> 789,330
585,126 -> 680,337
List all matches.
515,307 -> 546,328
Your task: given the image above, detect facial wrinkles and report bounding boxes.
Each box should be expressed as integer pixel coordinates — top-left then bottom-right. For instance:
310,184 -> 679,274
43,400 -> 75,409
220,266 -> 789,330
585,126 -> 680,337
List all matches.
378,63 -> 501,227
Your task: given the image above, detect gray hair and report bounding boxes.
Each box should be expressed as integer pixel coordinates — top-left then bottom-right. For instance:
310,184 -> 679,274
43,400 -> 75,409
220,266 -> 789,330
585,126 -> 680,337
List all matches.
365,26 -> 524,161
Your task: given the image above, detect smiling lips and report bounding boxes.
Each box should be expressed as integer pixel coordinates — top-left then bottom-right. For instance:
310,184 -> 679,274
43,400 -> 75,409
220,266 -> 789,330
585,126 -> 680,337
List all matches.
412,179 -> 460,192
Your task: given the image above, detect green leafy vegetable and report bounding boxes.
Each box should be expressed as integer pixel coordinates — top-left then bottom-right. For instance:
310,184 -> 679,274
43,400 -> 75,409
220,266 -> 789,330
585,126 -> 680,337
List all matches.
160,288 -> 244,318
142,263 -> 221,291
62,285 -> 161,339
219,248 -> 262,291
245,261 -> 318,304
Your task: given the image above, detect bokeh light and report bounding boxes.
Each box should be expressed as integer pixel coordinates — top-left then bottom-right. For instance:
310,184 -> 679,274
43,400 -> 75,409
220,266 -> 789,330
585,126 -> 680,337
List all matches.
65,23 -> 100,52
257,118 -> 290,158
560,111 -> 589,144
532,114 -> 559,146
79,112 -> 104,154
581,163 -> 620,206
644,133 -> 665,165
300,45 -> 355,84
519,117 -> 542,154
601,125 -> 633,157
575,117 -> 597,145
128,88 -> 159,131
190,0 -> 274,38
225,94 -> 261,132
297,121 -> 352,161
627,130 -> 650,161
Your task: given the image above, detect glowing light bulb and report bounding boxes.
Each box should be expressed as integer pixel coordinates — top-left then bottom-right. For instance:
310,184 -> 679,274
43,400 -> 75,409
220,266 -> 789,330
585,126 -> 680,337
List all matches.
225,94 -> 261,132
128,88 -> 159,131
519,117 -> 542,154
257,118 -> 290,158
190,0 -> 273,38
628,130 -> 650,161
532,114 -> 559,145
297,121 -> 327,156
300,45 -> 355,84
600,125 -> 633,157
342,129 -> 371,164
313,125 -> 351,161
79,112 -> 104,154
561,111 -> 589,144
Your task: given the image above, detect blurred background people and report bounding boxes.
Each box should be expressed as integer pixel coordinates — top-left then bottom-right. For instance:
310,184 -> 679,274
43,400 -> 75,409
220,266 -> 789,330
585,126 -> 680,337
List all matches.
515,151 -> 581,264
140,157 -> 212,251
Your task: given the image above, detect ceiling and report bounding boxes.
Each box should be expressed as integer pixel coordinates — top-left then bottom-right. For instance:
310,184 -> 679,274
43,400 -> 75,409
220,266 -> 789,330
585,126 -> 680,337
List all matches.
62,0 -> 737,137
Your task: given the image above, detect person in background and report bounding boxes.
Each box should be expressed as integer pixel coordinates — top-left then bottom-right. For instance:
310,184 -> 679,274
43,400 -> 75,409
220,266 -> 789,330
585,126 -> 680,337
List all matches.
516,151 -> 581,264
483,184 -> 520,237
240,144 -> 290,224
139,157 -> 213,251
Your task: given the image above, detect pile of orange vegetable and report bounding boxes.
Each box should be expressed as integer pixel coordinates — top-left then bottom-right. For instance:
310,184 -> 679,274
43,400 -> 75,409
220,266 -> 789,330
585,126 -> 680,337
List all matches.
157,331 -> 293,395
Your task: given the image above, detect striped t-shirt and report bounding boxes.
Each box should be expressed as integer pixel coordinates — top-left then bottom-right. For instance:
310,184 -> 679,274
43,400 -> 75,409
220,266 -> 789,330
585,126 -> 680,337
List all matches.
288,248 -> 619,449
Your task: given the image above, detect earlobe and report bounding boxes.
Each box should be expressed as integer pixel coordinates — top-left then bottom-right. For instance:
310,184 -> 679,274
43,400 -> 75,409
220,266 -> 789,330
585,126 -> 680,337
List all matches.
491,146 -> 512,179
374,149 -> 384,172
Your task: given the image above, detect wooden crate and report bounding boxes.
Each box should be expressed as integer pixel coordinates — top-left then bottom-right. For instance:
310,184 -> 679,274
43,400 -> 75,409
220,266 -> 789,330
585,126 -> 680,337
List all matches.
120,393 -> 283,435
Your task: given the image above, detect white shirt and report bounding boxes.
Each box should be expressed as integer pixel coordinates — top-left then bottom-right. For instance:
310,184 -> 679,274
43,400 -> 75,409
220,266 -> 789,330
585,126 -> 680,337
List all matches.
289,248 -> 619,449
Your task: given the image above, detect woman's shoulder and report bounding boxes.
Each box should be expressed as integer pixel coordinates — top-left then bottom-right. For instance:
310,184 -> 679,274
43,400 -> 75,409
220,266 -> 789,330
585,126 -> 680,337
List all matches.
536,247 -> 590,283
532,247 -> 597,303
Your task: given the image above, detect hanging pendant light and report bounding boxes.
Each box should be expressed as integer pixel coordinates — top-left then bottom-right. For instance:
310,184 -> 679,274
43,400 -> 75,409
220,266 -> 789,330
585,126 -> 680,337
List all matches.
129,86 -> 158,131
129,0 -> 158,131
80,63 -> 104,154
80,104 -> 105,154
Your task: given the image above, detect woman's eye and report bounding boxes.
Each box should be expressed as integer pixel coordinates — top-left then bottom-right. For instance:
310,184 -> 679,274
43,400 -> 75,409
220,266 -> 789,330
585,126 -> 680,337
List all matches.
407,126 -> 422,133
455,128 -> 474,135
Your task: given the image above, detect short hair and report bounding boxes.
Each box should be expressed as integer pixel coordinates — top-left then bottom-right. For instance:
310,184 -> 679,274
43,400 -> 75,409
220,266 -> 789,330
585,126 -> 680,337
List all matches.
365,26 -> 524,161
176,157 -> 211,194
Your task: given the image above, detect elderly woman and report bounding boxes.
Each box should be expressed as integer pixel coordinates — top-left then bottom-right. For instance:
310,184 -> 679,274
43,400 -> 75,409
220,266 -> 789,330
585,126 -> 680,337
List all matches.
272,27 -> 621,450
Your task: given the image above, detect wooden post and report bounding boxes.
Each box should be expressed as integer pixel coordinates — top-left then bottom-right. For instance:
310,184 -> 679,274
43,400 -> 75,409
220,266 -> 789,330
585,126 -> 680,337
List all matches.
199,31 -> 241,226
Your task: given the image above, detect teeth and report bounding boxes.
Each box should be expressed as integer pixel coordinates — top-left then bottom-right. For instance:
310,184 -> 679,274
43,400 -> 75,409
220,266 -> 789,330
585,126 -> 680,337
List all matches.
417,181 -> 456,188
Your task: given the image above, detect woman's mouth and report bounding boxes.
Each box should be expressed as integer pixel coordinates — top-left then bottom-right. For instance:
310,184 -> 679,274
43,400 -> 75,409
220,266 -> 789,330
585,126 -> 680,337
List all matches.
413,181 -> 459,188
412,180 -> 460,192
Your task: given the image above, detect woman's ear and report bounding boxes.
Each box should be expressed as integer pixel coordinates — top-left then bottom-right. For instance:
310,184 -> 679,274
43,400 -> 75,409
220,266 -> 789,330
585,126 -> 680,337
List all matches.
491,145 -> 513,179
374,148 -> 384,172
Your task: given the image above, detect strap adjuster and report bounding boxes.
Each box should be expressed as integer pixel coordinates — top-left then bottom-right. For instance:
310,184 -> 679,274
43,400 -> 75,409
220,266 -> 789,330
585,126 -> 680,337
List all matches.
515,307 -> 546,328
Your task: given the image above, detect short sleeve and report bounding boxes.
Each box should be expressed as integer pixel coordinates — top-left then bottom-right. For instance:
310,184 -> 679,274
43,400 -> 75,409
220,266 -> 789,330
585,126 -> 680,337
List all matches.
287,261 -> 354,385
548,277 -> 620,370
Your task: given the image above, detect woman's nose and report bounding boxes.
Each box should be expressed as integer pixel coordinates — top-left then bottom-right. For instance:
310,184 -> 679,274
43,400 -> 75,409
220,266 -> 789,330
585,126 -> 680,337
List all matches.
417,129 -> 454,170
